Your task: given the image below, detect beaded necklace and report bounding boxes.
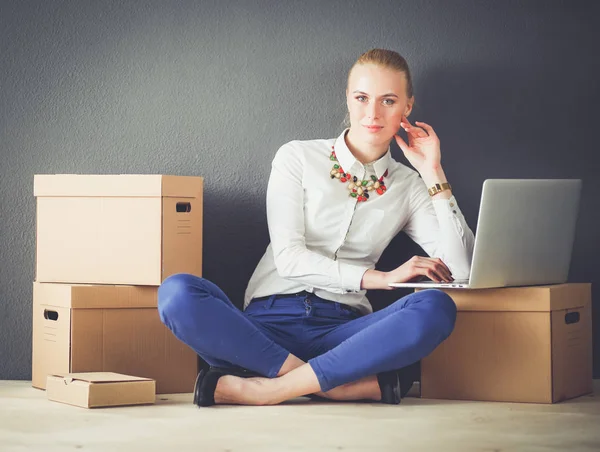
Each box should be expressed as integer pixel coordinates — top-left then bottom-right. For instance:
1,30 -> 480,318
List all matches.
329,146 -> 387,202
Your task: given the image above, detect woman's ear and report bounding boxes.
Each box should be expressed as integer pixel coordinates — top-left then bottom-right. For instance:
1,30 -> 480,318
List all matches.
405,96 -> 415,117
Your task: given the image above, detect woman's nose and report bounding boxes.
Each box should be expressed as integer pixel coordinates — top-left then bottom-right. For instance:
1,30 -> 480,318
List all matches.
366,102 -> 380,119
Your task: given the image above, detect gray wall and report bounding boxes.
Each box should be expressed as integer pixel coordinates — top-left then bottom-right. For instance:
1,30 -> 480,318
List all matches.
1,0 -> 599,380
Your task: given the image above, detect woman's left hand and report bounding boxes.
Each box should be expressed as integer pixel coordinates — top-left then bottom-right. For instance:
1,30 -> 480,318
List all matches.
394,116 -> 441,172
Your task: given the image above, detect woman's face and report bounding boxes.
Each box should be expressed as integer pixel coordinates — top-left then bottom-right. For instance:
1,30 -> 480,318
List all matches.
346,63 -> 414,147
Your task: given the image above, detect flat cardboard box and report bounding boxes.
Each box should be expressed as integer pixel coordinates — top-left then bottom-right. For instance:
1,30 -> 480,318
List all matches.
34,174 -> 203,285
420,283 -> 592,403
46,372 -> 155,408
32,282 -> 198,394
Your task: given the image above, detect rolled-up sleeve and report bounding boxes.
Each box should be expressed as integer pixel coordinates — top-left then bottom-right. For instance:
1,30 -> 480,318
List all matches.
266,143 -> 369,293
402,180 -> 475,279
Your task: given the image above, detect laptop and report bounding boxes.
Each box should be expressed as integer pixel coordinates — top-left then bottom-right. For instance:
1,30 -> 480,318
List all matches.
388,179 -> 582,290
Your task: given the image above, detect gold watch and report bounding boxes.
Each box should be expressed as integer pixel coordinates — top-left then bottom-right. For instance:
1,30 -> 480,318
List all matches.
428,182 -> 452,197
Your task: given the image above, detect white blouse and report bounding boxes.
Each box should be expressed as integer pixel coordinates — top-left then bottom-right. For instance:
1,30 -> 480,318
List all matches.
244,129 -> 475,314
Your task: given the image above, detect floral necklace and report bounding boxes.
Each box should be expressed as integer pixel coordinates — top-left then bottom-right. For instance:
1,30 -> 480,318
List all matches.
329,146 -> 387,202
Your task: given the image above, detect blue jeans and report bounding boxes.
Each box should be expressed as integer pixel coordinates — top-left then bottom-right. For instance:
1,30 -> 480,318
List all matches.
157,274 -> 456,392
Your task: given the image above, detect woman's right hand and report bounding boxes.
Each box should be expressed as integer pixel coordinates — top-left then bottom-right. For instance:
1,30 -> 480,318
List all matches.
361,256 -> 454,290
386,256 -> 454,287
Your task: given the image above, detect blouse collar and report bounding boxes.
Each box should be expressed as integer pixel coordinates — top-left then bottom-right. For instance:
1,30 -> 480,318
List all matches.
333,129 -> 391,180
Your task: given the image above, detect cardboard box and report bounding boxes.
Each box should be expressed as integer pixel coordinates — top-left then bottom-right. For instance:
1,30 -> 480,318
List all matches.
32,282 -> 198,394
420,283 -> 592,403
46,372 -> 155,408
34,174 -> 203,285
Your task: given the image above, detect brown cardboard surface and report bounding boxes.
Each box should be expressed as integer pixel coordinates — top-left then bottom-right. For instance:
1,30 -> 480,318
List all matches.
70,309 -> 104,372
551,303 -> 593,402
36,196 -> 163,285
418,283 -> 590,312
422,311 -> 554,403
32,302 -> 71,389
162,196 -> 203,281
33,282 -> 158,309
35,174 -> 203,286
32,283 -> 198,394
34,174 -> 201,198
52,372 -> 153,383
420,283 -> 592,403
46,372 -> 155,408
160,175 -> 203,198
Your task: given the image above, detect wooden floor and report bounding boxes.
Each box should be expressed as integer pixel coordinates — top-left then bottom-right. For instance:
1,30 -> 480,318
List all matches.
1,380 -> 599,451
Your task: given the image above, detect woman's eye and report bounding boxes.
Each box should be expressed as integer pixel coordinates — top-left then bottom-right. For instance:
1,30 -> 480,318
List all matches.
382,98 -> 395,106
356,96 -> 367,102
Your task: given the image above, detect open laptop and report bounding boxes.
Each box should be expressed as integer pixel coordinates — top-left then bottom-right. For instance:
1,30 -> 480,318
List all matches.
388,179 -> 582,290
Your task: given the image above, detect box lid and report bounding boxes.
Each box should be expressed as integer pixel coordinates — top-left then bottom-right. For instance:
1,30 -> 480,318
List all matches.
33,282 -> 158,309
51,372 -> 153,383
424,283 -> 591,312
34,174 -> 202,198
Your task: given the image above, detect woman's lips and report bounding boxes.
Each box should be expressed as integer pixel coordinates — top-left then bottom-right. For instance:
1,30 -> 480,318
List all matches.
364,125 -> 384,133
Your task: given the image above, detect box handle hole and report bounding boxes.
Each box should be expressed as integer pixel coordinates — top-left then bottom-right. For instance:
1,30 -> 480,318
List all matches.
176,202 -> 191,213
44,310 -> 59,321
565,312 -> 580,325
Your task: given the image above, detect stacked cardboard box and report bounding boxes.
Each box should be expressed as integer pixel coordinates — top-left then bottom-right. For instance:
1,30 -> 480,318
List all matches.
32,175 -> 203,394
419,283 -> 593,403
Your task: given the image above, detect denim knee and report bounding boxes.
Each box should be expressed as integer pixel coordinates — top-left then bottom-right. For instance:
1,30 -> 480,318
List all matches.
157,273 -> 200,325
425,289 -> 457,339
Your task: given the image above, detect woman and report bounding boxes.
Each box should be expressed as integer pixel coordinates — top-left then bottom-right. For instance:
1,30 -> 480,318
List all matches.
158,48 -> 475,407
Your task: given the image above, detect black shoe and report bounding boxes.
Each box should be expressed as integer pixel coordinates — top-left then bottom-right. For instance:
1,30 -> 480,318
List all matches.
193,366 -> 263,407
377,370 -> 401,404
398,360 -> 420,399
398,368 -> 415,399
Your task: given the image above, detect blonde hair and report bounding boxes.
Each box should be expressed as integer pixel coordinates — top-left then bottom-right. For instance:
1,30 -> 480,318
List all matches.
348,48 -> 414,97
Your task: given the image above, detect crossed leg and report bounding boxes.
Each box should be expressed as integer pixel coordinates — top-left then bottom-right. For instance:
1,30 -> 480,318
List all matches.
158,274 -> 456,406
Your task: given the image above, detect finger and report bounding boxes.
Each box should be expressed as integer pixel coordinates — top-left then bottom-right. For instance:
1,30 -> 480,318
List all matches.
409,127 -> 429,138
435,265 -> 454,282
419,262 -> 452,282
425,268 -> 445,283
415,264 -> 446,282
417,256 -> 453,280
434,258 -> 453,280
401,124 -> 425,137
400,121 -> 428,139
415,121 -> 438,139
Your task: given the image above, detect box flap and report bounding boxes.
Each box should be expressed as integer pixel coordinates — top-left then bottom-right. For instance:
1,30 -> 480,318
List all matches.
34,174 -> 202,198
33,282 -> 157,309
51,372 -> 153,384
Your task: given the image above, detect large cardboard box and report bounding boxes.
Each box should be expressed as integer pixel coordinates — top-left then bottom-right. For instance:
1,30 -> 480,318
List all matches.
34,174 -> 203,286
420,283 -> 592,403
32,282 -> 198,394
46,372 -> 156,408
